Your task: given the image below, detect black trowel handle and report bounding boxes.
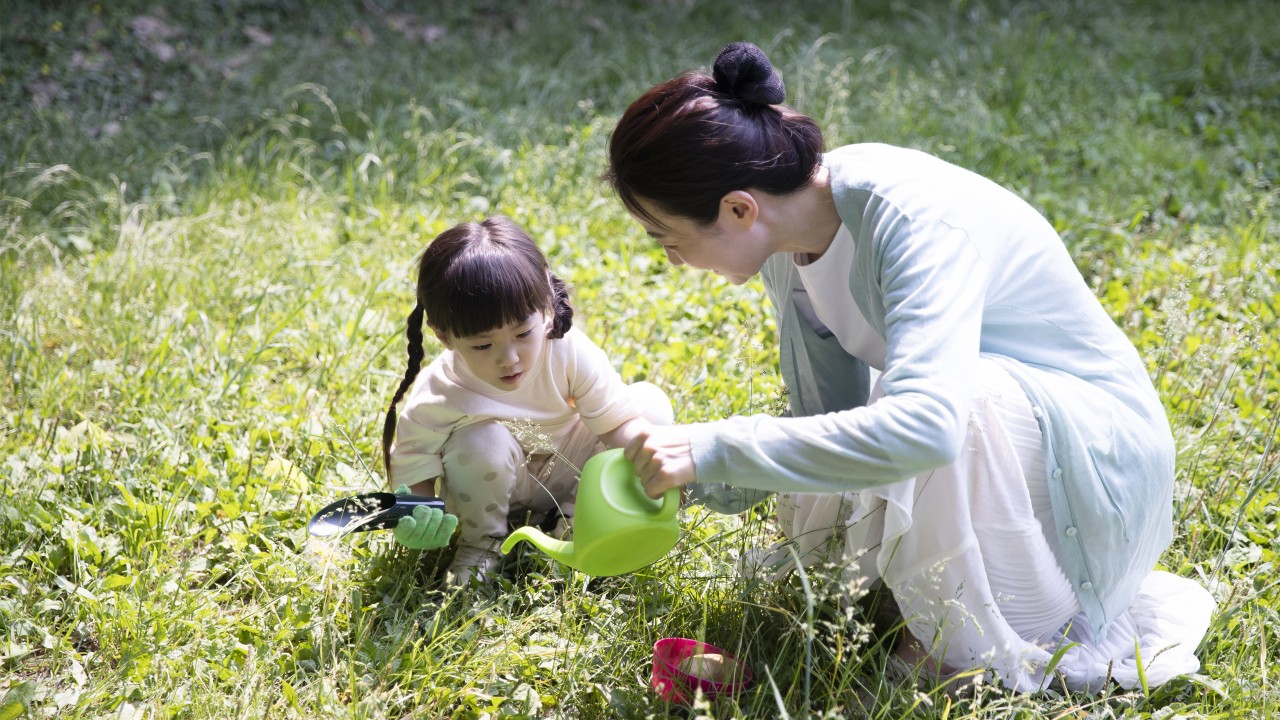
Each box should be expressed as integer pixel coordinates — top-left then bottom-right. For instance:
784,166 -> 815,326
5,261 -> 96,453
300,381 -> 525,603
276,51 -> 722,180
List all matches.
373,494 -> 448,529
307,492 -> 448,537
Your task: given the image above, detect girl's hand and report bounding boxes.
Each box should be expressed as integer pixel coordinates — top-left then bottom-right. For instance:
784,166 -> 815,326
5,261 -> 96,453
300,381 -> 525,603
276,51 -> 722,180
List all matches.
393,484 -> 458,550
394,505 -> 458,550
623,425 -> 696,499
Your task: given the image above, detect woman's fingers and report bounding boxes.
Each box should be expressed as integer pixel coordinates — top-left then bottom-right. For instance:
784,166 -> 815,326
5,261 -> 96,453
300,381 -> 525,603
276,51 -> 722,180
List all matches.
624,426 -> 696,498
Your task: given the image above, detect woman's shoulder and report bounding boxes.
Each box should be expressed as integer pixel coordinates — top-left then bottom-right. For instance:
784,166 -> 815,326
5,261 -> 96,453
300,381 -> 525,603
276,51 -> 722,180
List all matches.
828,142 -> 900,158
827,143 -> 1028,227
826,142 -> 913,164
826,143 -> 951,184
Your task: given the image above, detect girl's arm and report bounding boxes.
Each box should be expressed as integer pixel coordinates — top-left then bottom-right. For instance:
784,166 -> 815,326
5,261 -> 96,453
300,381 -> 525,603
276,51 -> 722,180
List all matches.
599,415 -> 652,450
395,477 -> 440,497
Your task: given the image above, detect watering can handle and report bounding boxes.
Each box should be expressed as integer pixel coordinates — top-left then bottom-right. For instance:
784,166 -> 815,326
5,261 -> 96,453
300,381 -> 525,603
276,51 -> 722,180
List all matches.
657,486 -> 680,520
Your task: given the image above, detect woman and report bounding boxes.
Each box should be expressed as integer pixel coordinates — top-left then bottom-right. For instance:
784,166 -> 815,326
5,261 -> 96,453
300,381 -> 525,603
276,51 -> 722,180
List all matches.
608,42 -> 1213,692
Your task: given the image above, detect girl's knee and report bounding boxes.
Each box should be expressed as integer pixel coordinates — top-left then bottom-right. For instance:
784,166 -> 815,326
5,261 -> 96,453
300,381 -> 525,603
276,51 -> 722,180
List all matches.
629,381 -> 675,426
441,423 -> 523,541
442,421 -> 523,475
441,422 -> 522,505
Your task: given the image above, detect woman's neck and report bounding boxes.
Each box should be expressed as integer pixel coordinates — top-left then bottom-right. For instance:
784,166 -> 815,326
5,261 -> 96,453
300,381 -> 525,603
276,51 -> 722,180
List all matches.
758,165 -> 842,260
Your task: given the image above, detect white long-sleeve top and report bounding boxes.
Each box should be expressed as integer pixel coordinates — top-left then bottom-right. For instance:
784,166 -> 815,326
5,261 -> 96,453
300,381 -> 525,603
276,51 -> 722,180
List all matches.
389,326 -> 643,484
685,143 -> 1175,635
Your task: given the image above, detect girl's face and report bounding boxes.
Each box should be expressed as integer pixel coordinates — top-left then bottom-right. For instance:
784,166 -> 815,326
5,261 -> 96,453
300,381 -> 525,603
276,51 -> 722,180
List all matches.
630,194 -> 772,285
437,310 -> 550,391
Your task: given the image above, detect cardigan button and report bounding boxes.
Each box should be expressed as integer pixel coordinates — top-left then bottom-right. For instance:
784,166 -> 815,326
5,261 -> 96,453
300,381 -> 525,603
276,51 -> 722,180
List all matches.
1052,468 -> 1063,480
1064,526 -> 1078,537
1080,581 -> 1094,591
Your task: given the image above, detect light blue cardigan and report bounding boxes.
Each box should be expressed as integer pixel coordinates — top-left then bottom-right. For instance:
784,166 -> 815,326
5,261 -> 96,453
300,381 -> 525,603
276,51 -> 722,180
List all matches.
686,144 -> 1175,635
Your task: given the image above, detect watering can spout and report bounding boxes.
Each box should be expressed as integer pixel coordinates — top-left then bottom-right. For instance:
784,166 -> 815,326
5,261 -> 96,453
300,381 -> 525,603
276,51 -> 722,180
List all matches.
501,526 -> 576,565
500,448 -> 680,576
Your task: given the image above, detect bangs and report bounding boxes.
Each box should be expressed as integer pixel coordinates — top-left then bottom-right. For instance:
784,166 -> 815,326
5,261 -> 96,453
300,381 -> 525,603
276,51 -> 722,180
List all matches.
616,183 -> 667,231
431,246 -> 550,339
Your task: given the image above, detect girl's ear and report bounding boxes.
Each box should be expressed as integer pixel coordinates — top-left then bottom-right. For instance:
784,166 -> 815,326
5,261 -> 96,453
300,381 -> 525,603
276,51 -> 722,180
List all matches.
719,190 -> 758,230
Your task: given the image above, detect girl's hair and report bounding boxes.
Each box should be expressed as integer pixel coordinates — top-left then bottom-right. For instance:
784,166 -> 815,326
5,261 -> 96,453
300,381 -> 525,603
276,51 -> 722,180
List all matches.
381,216 -> 574,482
604,41 -> 824,228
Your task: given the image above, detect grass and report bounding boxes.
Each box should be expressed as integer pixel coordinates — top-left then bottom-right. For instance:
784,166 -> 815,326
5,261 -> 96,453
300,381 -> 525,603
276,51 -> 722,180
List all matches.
2,0 -> 1279,717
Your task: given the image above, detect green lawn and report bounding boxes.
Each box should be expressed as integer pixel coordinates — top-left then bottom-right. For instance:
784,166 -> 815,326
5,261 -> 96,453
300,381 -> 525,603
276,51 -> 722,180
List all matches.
2,0 -> 1278,717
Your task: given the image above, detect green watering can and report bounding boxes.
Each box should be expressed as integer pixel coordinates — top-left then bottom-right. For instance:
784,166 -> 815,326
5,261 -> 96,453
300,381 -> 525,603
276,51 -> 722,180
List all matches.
501,448 -> 681,576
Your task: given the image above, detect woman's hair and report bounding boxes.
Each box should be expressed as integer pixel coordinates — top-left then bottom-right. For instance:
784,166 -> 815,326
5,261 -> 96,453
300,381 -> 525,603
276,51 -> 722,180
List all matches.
604,41 -> 825,228
381,216 -> 574,481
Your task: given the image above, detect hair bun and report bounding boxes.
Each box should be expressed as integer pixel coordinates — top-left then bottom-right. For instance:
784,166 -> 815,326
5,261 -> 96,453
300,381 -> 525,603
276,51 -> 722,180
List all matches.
712,41 -> 786,106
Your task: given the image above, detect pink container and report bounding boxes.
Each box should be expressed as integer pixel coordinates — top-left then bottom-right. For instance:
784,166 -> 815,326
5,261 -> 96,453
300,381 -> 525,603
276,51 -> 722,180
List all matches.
652,637 -> 754,705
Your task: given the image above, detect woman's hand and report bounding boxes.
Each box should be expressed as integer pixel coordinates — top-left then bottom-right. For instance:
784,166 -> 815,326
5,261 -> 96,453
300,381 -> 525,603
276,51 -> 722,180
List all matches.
623,425 -> 697,499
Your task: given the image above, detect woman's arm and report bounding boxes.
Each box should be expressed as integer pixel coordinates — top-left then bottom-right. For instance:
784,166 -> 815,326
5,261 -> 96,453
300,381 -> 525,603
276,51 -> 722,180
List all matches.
634,208 -> 990,497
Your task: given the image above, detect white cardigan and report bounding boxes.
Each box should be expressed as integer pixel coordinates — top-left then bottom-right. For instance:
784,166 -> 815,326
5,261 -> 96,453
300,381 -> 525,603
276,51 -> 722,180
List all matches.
686,143 -> 1175,635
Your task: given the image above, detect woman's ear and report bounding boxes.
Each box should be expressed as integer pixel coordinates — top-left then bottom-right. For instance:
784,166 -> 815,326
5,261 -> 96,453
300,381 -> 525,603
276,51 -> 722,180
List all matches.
719,190 -> 758,230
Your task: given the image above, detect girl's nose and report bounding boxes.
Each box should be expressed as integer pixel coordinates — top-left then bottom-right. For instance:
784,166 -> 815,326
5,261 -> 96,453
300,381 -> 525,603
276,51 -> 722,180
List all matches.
499,344 -> 519,367
664,247 -> 684,266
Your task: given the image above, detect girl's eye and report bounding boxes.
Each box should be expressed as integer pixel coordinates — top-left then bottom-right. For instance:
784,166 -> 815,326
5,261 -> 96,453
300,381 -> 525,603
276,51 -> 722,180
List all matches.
471,344 -> 491,351
517,329 -> 533,339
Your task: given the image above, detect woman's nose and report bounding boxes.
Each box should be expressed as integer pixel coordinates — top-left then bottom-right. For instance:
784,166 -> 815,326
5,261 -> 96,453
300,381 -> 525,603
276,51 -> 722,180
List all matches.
664,247 -> 684,266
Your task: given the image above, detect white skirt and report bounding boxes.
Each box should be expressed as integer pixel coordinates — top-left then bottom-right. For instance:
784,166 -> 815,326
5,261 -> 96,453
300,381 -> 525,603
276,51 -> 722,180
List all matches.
774,359 -> 1215,692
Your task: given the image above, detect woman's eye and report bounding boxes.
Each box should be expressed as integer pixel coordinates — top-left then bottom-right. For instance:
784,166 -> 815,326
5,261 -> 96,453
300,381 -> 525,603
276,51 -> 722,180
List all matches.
517,329 -> 533,339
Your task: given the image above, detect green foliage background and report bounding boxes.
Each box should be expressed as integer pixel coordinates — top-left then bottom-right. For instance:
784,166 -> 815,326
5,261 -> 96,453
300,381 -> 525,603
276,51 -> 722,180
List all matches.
2,0 -> 1278,717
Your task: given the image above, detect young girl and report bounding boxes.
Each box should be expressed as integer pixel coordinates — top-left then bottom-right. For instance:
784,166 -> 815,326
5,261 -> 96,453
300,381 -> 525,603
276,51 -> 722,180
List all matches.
381,216 -> 673,586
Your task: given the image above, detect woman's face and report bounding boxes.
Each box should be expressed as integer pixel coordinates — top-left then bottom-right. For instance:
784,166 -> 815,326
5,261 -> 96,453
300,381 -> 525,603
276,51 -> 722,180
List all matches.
630,196 -> 771,285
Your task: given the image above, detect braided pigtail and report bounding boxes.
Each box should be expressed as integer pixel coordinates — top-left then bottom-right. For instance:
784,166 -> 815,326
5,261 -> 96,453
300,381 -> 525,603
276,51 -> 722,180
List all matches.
548,273 -> 574,339
382,303 -> 427,487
